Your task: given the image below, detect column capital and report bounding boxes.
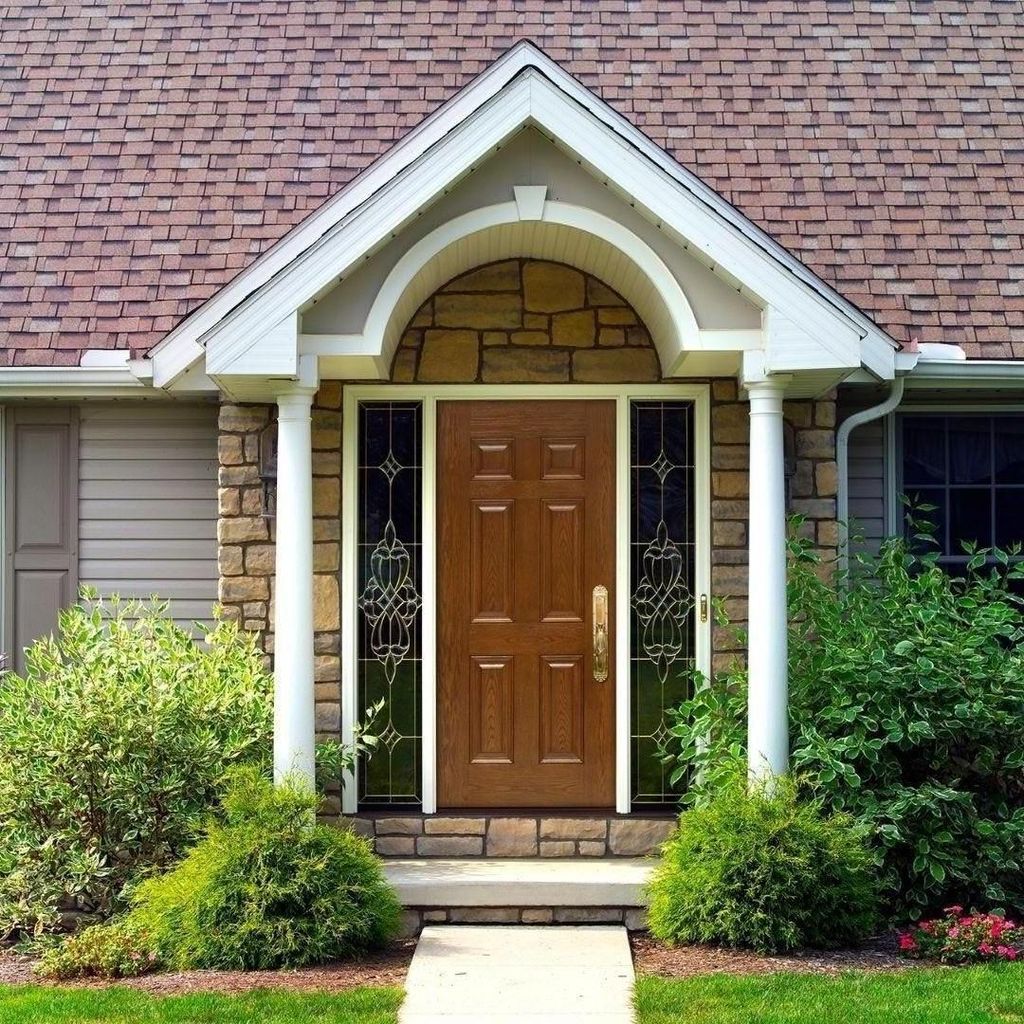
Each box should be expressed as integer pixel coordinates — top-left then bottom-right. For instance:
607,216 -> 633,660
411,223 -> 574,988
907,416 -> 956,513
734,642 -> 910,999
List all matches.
275,386 -> 316,419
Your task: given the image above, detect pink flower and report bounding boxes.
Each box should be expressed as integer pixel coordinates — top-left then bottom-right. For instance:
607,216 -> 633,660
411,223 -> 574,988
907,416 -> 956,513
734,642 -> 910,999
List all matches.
979,943 -> 994,955
945,905 -> 964,917
948,927 -> 960,938
996,946 -> 1017,960
898,934 -> 918,952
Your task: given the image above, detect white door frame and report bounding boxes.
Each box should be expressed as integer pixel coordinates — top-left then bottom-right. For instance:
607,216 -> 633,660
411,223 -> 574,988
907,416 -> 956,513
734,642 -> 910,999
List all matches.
341,382 -> 711,814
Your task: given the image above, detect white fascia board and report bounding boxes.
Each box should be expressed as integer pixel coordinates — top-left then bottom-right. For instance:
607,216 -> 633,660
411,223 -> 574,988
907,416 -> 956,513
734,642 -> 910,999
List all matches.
0,366 -> 158,399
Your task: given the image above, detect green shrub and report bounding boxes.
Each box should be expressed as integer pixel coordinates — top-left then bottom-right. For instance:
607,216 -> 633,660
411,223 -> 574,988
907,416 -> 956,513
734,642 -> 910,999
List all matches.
647,777 -> 878,953
0,595 -> 273,936
663,528 -> 1024,919
125,767 -> 400,971
35,918 -> 157,980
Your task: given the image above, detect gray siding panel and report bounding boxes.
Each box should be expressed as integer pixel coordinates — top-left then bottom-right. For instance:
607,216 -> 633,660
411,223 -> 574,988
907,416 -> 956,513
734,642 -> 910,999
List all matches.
838,394 -> 890,560
77,403 -> 219,629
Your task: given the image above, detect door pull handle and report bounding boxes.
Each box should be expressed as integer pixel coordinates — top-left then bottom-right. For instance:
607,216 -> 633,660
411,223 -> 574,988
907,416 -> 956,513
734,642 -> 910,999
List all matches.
593,584 -> 609,682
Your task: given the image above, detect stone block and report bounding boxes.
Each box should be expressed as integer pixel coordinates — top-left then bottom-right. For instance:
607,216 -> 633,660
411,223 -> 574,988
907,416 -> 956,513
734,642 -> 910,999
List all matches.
448,907 -> 520,924
598,327 -> 626,347
391,348 -> 417,382
418,329 -> 480,381
540,841 -> 576,857
712,520 -> 746,547
789,498 -> 836,520
218,545 -> 244,576
244,543 -> 275,574
313,574 -> 340,632
551,309 -> 595,347
220,576 -> 269,602
712,445 -> 749,470
342,816 -> 375,838
218,434 -> 244,465
572,348 -> 659,382
313,476 -> 340,516
314,542 -> 340,572
486,818 -> 538,856
434,292 -> 521,329
218,487 -> 240,516
712,379 -> 738,401
598,306 -> 637,326
795,429 -> 835,459
554,907 -> 623,923
398,910 -> 421,938
416,836 -> 484,856
510,330 -> 550,346
521,908 -> 554,924
523,261 -> 584,312
783,401 -> 814,428
312,450 -> 341,476
314,654 -> 340,682
624,907 -> 649,931
315,701 -> 340,732
586,278 -> 622,305
423,910 -> 448,923
219,516 -> 268,544
445,260 -> 520,292
219,464 -> 260,487
815,461 -> 838,497
375,836 -> 416,856
712,403 -> 748,444
481,348 -> 570,383
376,817 -> 424,836
539,818 -> 607,841
315,380 -> 342,410
219,404 -> 270,432
712,470 -> 748,498
482,331 -> 507,346
608,818 -> 675,856
815,399 -> 837,427
578,841 -> 606,856
423,817 -> 487,835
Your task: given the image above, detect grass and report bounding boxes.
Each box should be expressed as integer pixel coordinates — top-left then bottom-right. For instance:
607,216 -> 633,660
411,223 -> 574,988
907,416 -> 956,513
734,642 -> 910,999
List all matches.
635,965 -> 1024,1024
0,985 -> 403,1024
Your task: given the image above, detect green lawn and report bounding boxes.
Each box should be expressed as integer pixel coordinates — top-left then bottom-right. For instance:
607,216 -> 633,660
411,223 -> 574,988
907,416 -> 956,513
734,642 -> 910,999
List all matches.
635,965 -> 1024,1024
0,985 -> 403,1024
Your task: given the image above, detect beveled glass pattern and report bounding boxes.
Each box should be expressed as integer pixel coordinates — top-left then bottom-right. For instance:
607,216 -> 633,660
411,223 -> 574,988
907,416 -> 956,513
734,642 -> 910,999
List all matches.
357,401 -> 423,805
630,400 -> 696,805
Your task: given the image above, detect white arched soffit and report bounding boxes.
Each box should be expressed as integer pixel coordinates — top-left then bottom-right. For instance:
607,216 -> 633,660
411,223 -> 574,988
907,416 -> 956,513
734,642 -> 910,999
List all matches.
303,200 -> 706,377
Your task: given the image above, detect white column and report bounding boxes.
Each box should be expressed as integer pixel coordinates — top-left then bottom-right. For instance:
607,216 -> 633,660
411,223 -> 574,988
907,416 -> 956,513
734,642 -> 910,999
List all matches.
273,386 -> 317,787
746,378 -> 790,781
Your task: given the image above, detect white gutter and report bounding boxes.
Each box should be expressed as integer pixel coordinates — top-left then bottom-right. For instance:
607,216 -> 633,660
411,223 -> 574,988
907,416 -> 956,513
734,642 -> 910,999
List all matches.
0,363 -> 157,399
836,377 -> 906,571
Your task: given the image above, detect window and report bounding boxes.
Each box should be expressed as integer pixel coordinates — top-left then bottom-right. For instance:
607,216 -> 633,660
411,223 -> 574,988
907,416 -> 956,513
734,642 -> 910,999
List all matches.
356,401 -> 423,806
900,413 -> 1024,566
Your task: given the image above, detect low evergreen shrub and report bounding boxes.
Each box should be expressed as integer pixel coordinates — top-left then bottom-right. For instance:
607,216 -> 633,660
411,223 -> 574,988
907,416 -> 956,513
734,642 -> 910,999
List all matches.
647,777 -> 878,953
35,919 -> 156,980
124,768 -> 400,971
0,595 -> 273,936
662,529 -> 1024,919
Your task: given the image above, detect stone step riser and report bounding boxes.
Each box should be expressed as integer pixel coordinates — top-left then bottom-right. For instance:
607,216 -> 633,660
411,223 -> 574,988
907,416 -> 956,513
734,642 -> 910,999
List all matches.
348,814 -> 674,858
400,905 -> 647,936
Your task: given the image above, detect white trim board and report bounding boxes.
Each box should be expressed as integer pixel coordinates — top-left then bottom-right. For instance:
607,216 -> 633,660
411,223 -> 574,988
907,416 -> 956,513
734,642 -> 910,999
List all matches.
341,382 -> 711,816
150,44 -> 895,390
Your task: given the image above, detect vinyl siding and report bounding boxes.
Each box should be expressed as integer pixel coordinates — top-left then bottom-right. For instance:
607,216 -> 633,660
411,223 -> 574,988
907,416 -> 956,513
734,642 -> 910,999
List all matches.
77,402 -> 219,628
838,395 -> 890,559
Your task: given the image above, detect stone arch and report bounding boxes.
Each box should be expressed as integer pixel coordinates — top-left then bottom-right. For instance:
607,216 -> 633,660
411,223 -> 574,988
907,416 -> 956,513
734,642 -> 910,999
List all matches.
390,259 -> 662,384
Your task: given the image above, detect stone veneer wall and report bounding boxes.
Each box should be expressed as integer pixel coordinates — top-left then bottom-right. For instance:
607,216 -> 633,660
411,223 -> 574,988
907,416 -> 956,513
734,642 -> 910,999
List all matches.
391,258 -> 661,383
216,384 -> 344,812
213,260 -> 839,809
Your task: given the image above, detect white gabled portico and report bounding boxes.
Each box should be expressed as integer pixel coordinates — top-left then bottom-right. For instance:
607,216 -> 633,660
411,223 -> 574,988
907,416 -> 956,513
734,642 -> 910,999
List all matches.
140,43 -> 898,805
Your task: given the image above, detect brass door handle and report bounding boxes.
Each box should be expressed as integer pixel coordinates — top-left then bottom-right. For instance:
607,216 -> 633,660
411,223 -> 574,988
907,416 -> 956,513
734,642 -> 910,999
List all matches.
593,585 -> 609,682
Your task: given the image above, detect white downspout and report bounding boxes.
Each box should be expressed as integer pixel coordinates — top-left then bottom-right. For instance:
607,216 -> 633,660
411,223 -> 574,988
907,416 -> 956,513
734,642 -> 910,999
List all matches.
836,377 -> 905,571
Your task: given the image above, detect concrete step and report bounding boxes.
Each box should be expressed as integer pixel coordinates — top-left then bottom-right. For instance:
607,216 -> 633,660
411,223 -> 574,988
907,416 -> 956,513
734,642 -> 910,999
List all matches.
382,857 -> 656,934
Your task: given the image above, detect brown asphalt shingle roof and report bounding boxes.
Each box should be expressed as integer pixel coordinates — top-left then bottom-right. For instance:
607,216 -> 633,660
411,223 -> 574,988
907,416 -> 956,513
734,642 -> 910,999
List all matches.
1,1 -> 1022,366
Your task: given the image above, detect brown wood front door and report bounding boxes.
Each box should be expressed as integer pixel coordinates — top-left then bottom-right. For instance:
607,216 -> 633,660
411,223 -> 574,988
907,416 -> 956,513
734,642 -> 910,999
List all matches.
437,400 -> 616,808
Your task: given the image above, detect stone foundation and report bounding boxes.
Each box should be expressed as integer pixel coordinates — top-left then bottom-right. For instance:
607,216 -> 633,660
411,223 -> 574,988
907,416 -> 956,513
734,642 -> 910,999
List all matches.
399,905 -> 646,936
349,813 -> 675,858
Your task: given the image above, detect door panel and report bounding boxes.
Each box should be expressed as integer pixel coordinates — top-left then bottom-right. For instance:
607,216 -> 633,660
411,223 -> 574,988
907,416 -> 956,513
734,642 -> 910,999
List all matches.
438,400 -> 616,808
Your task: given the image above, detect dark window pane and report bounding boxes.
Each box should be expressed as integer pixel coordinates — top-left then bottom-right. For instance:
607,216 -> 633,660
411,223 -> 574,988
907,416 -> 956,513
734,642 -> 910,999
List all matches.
629,400 -> 695,806
903,417 -> 947,485
357,401 -> 423,807
995,418 -> 1024,484
906,488 -> 947,554
995,490 -> 1024,550
948,417 -> 992,485
950,488 -> 992,552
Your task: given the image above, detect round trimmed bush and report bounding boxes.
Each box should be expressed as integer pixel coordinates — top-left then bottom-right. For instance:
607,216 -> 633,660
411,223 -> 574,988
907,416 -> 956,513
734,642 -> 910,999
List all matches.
647,777 -> 878,953
126,768 -> 401,970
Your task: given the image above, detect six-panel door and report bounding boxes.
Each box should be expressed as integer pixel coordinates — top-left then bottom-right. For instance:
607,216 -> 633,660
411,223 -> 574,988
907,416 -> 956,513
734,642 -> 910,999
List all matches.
437,400 -> 616,807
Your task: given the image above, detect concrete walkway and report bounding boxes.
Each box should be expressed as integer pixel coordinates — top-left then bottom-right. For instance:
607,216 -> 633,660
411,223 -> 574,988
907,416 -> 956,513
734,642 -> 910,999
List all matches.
399,925 -> 635,1024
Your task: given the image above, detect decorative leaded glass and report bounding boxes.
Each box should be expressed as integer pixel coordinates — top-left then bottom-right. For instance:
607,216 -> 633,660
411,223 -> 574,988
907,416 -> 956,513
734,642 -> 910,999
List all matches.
357,401 -> 423,805
630,400 -> 696,805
